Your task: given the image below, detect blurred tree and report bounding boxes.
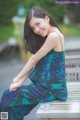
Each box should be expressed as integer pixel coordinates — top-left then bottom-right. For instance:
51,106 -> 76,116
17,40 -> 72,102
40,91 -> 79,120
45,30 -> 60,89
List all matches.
40,0 -> 65,23
0,0 -> 65,25
23,0 -> 65,23
0,0 -> 24,25
0,0 -> 80,25
64,4 -> 80,24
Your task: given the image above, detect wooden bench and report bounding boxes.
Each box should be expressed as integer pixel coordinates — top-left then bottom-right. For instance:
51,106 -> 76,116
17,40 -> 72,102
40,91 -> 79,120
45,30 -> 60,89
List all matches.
65,55 -> 80,67
66,68 -> 80,82
36,82 -> 80,120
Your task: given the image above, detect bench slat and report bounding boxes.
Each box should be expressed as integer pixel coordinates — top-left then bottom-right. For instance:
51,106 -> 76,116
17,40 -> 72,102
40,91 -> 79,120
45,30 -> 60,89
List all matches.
36,82 -> 80,120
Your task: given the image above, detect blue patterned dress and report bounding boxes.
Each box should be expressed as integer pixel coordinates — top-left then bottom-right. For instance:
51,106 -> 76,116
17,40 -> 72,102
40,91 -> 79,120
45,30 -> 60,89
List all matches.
0,46 -> 68,120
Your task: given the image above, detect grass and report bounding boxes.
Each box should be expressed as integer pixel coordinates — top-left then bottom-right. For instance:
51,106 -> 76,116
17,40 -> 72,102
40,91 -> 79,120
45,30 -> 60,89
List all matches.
0,25 -> 15,42
0,24 -> 80,42
59,24 -> 80,37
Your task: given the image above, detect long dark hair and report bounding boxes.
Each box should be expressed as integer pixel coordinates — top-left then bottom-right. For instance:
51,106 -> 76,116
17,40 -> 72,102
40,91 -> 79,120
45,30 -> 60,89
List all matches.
24,6 -> 60,54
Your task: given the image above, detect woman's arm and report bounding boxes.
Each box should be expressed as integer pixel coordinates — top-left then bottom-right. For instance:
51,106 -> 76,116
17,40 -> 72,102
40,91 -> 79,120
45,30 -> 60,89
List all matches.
10,71 -> 28,91
13,32 -> 58,82
13,55 -> 37,82
13,72 -> 28,83
10,33 -> 59,91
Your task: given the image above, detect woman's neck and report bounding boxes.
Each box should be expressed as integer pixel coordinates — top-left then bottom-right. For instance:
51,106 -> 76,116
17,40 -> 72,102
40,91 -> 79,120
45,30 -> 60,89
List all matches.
48,26 -> 60,35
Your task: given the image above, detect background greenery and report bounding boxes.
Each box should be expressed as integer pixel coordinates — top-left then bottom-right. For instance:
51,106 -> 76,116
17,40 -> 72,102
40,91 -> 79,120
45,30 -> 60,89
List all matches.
0,0 -> 80,42
0,24 -> 80,42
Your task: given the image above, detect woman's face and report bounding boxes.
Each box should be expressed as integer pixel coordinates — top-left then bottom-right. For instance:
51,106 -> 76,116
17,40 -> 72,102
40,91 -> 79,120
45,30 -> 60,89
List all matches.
29,16 -> 50,37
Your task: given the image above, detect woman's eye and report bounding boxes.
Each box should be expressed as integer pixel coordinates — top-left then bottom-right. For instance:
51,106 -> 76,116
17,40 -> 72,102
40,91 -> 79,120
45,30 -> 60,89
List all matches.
36,22 -> 40,26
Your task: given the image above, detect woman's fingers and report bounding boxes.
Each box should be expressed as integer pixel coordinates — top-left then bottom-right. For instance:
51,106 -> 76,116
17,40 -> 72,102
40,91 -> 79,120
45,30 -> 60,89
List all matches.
10,82 -> 22,91
12,88 -> 17,91
10,86 -> 17,91
10,83 -> 17,91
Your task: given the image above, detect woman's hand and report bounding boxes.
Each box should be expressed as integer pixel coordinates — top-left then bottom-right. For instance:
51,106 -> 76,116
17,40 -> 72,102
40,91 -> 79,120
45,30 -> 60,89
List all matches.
13,77 -> 19,83
10,82 -> 22,92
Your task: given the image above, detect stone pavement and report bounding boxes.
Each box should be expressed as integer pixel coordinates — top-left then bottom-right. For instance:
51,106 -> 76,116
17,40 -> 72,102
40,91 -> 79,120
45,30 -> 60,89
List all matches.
0,60 -> 40,120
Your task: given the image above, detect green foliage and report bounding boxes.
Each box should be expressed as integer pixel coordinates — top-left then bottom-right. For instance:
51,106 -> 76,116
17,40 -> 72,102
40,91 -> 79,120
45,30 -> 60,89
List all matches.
0,24 -> 80,42
0,0 -> 65,25
0,25 -> 14,41
23,0 -> 65,23
59,24 -> 80,37
40,0 -> 65,22
64,4 -> 80,24
0,0 -> 79,26
0,0 -> 24,25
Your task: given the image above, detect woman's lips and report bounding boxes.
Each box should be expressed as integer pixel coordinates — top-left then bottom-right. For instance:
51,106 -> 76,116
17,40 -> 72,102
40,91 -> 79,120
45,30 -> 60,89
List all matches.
39,30 -> 44,35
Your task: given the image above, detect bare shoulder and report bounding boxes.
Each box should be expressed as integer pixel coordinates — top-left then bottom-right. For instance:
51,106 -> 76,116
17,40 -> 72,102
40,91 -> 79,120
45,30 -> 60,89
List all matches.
46,32 -> 60,46
47,32 -> 60,40
47,31 -> 64,41
52,32 -> 65,51
32,32 -> 64,63
47,31 -> 64,51
46,32 -> 64,46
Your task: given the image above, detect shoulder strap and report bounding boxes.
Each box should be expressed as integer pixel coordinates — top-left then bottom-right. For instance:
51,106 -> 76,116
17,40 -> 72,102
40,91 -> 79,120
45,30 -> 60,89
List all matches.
55,32 -> 63,51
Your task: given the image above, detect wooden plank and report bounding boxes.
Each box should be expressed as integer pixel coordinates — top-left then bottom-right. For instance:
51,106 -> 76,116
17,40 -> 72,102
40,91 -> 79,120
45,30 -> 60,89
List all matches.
36,82 -> 80,119
65,55 -> 80,59
41,118 -> 80,120
66,68 -> 80,82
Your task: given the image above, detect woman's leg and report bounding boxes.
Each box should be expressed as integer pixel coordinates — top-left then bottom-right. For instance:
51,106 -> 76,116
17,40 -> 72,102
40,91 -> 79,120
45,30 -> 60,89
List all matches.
0,83 -> 56,120
0,104 -> 38,120
0,85 -> 39,120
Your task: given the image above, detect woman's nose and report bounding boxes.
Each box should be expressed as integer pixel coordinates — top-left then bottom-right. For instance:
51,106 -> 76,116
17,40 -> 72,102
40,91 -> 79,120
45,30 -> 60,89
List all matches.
35,27 -> 40,33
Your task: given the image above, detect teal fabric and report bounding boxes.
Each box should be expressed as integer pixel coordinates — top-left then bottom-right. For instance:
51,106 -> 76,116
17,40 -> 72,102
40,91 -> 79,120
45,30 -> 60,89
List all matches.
0,49 -> 68,120
28,49 -> 68,101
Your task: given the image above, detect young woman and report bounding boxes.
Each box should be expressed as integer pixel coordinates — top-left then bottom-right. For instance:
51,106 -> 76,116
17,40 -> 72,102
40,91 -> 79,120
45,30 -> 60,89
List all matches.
0,6 -> 68,120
